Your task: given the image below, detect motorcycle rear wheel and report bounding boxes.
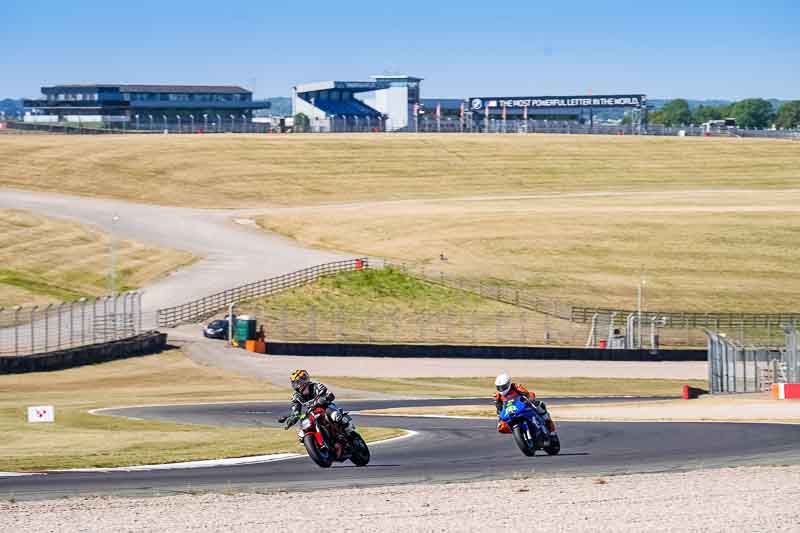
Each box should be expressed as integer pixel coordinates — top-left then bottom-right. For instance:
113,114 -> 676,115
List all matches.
348,432 -> 371,466
512,425 -> 536,456
303,434 -> 333,468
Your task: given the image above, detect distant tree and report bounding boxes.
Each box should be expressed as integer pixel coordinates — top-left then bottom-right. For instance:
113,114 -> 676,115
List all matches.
293,112 -> 310,133
660,99 -> 692,127
775,100 -> 800,129
646,110 -> 665,125
692,104 -> 724,125
730,99 -> 775,129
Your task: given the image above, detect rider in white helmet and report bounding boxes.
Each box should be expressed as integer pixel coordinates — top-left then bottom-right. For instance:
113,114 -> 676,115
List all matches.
494,373 -> 556,434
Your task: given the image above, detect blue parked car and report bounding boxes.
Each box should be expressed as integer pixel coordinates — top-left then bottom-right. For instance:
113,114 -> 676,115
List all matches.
203,319 -> 230,340
498,397 -> 561,457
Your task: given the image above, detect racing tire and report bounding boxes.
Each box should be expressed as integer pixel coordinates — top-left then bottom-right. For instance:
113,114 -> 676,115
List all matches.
544,434 -> 561,456
348,432 -> 371,466
512,425 -> 536,457
303,434 -> 333,468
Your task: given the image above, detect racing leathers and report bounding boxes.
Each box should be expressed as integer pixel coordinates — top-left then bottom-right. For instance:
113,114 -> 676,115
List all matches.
494,383 -> 557,434
283,381 -> 354,435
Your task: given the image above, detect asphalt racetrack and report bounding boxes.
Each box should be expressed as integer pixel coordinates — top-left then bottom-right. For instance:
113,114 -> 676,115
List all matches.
2,397 -> 800,500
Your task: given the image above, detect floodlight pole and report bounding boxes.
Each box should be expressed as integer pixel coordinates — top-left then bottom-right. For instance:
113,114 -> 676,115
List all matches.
228,302 -> 235,346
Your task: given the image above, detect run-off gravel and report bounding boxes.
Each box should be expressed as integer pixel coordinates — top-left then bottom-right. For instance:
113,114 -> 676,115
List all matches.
3,465 -> 798,532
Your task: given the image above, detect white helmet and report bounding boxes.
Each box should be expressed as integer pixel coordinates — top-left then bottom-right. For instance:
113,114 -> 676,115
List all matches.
495,373 -> 512,395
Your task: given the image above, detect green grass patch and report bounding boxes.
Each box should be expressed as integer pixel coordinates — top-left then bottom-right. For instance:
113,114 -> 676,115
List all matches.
0,268 -> 90,302
320,376 -> 706,398
238,267 -> 512,316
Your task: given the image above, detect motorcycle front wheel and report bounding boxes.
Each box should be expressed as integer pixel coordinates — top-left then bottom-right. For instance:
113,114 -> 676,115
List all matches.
511,425 -> 536,456
303,434 -> 333,468
349,432 -> 371,466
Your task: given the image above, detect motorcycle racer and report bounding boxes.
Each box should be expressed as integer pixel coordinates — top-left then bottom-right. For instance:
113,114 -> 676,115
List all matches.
494,373 -> 557,435
280,369 -> 355,435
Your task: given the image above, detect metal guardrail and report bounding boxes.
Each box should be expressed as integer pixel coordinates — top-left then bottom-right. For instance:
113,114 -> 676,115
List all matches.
156,258 -> 368,327
0,292 -> 143,357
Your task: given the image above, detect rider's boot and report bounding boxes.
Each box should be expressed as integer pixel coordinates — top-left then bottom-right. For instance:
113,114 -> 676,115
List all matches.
535,400 -> 557,436
341,413 -> 356,435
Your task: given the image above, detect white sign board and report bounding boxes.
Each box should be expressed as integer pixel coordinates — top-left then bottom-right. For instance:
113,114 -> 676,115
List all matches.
28,405 -> 55,423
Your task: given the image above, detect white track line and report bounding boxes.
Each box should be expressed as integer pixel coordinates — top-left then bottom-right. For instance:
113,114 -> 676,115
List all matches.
54,453 -> 303,473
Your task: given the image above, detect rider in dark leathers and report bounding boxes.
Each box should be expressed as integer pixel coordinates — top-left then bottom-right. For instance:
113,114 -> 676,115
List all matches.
280,369 -> 354,434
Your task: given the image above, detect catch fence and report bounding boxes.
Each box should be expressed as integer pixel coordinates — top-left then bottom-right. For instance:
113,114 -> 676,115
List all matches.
240,305 -> 590,346
706,327 -> 800,393
0,292 -> 143,357
156,258 -> 368,328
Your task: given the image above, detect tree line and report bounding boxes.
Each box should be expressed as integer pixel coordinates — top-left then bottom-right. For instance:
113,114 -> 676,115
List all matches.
645,98 -> 800,129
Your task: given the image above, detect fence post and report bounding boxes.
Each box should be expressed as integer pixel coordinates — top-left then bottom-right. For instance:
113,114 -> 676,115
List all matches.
44,303 -> 53,352
103,297 -> 110,341
138,292 -> 143,333
14,306 -> 21,356
80,298 -> 87,345
123,292 -> 129,336
91,297 -> 97,343
56,302 -> 65,349
30,306 -> 37,355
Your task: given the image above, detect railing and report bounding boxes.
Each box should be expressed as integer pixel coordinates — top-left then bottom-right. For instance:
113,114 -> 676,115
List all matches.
378,260 -> 573,319
573,306 -> 800,329
156,258 -> 368,327
0,292 -> 143,357
705,326 -> 799,393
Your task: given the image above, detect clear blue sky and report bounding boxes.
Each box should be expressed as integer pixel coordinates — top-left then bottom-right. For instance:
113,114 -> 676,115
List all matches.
1,0 -> 798,100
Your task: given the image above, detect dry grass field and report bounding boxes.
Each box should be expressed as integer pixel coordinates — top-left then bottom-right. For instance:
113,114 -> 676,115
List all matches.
0,134 -> 798,207
257,190 -> 800,312
2,133 -> 798,312
0,209 -> 195,308
0,350 -> 399,471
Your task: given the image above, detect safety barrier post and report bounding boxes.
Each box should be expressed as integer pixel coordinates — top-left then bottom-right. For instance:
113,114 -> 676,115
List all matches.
30,306 -> 37,355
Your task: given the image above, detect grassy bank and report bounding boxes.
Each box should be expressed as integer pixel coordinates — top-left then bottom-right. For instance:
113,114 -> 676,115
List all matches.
0,350 -> 399,471
235,268 -> 587,345
0,209 -> 196,308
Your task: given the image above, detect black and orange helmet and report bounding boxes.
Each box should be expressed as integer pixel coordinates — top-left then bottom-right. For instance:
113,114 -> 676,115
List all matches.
290,369 -> 310,391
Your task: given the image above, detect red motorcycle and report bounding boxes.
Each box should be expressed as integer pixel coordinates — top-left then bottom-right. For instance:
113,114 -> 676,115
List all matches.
281,401 -> 371,468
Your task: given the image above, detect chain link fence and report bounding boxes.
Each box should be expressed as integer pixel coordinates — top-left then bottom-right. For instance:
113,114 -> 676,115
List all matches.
246,305 -> 589,346
0,292 -> 143,357
705,326 -> 799,393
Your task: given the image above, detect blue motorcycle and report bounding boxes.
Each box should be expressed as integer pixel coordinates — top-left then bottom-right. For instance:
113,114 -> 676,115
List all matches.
498,398 -> 561,457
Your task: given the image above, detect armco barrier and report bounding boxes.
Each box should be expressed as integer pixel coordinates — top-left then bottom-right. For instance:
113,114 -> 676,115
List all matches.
264,341 -> 706,361
0,332 -> 167,374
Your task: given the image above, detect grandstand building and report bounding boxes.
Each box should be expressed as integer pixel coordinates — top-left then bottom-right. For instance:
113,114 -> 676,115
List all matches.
292,75 -> 422,132
23,84 -> 270,126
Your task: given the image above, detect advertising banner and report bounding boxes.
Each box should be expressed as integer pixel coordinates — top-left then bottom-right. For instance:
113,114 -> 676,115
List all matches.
468,94 -> 646,111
